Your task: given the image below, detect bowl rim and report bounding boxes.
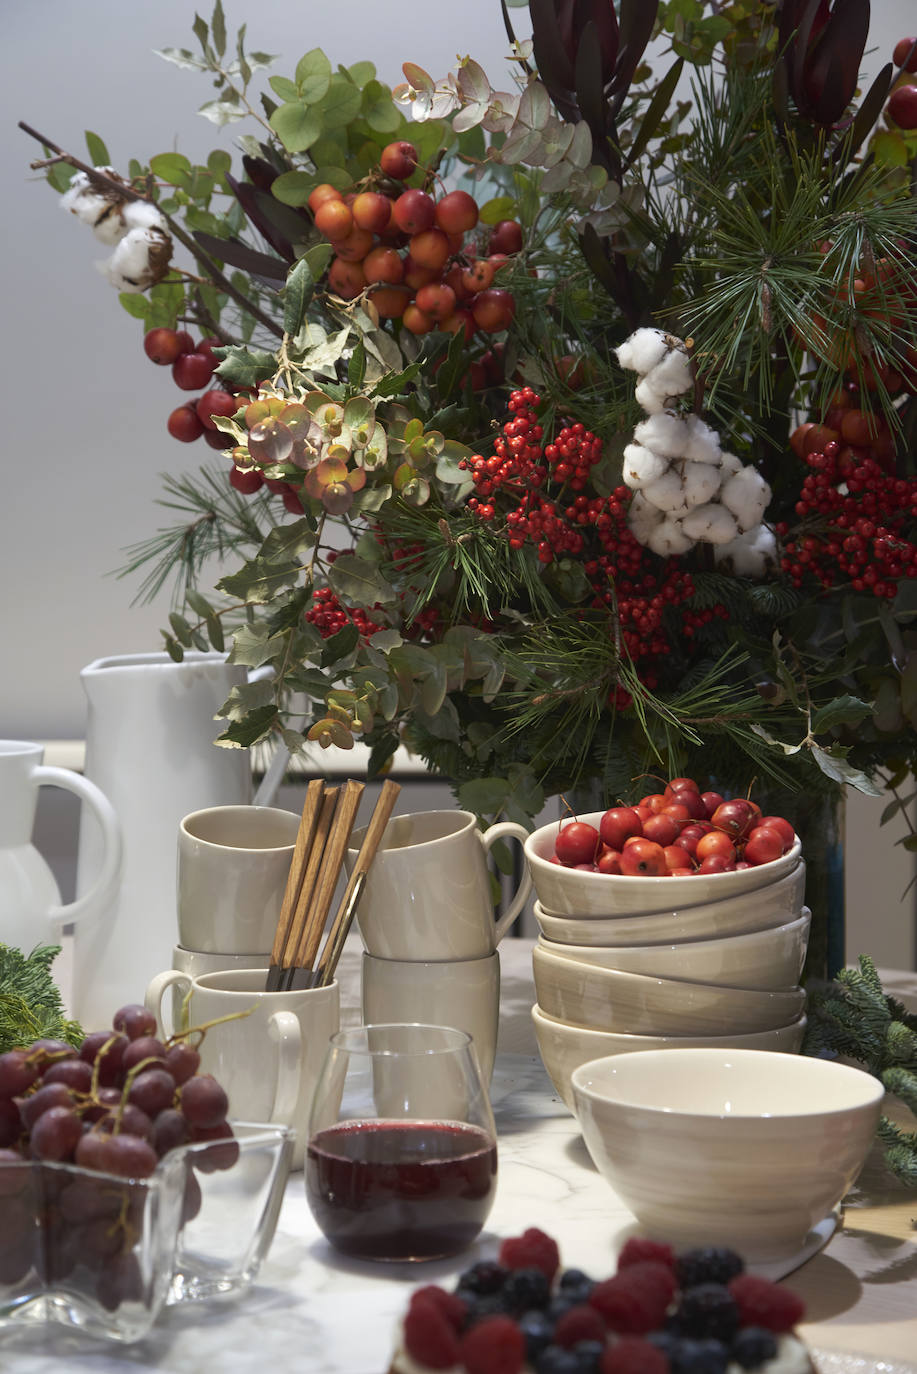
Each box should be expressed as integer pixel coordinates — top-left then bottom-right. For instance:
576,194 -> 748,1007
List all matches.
570,1047 -> 885,1118
532,940 -> 805,1003
535,907 -> 812,959
531,1001 -> 809,1042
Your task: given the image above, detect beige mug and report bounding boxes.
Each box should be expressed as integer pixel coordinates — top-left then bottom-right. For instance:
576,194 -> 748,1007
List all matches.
177,804 -> 300,954
145,966 -> 339,1170
347,810 -> 531,960
361,951 -> 500,1084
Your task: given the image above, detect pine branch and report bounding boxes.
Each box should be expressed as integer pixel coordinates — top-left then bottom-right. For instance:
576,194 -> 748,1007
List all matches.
0,944 -> 82,1052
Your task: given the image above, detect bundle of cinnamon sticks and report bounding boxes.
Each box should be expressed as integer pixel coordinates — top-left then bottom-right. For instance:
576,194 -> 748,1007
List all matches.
265,777 -> 400,991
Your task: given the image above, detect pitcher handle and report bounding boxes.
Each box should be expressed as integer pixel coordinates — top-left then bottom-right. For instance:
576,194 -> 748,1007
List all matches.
35,765 -> 122,926
267,1010 -> 302,1126
480,821 -> 533,945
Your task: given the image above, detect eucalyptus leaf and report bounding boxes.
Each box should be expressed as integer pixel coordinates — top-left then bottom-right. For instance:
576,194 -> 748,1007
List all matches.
84,131 -> 110,166
270,102 -> 322,153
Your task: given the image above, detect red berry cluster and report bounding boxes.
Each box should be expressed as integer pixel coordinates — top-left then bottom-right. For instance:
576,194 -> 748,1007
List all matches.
778,442 -> 917,598
306,586 -> 386,640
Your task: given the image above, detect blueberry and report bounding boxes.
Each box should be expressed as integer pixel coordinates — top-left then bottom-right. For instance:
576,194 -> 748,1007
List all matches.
731,1326 -> 779,1369
518,1309 -> 554,1360
545,1294 -> 579,1322
647,1330 -> 680,1359
559,1267 -> 594,1293
503,1265 -> 551,1311
669,1336 -> 731,1374
674,1283 -> 740,1342
534,1345 -> 582,1374
675,1247 -> 745,1289
571,1337 -> 605,1373
456,1259 -> 508,1295
457,1291 -> 508,1325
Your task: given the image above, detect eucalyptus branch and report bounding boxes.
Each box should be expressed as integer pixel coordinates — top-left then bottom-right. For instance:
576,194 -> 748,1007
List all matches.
18,120 -> 283,339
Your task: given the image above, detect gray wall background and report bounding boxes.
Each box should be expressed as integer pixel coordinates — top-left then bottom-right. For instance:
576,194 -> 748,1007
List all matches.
3,2 -> 915,966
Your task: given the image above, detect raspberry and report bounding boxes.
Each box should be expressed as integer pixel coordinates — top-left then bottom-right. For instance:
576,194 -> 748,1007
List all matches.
588,1263 -> 675,1334
675,1247 -> 744,1289
552,1303 -> 606,1348
727,1275 -> 805,1333
458,1314 -> 526,1374
411,1285 -> 468,1331
600,1336 -> 671,1374
616,1238 -> 676,1272
403,1295 -> 460,1369
498,1228 -> 560,1281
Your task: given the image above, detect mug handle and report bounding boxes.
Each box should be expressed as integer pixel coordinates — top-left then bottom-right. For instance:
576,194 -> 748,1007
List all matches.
35,764 -> 122,926
144,969 -> 193,1039
267,1009 -> 302,1125
480,821 -> 533,945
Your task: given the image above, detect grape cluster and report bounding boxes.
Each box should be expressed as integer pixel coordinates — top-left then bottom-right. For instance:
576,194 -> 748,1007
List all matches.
0,1004 -> 237,1311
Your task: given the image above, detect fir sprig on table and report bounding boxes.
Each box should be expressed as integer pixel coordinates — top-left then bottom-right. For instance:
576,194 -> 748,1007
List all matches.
804,956 -> 917,1186
0,944 -> 82,1053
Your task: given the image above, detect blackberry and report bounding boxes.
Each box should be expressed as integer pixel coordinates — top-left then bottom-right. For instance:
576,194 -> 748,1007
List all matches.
518,1309 -> 554,1360
503,1265 -> 551,1311
457,1291 -> 508,1325
675,1247 -> 745,1289
674,1283 -> 741,1342
669,1336 -> 731,1374
731,1326 -> 779,1369
571,1337 -> 605,1372
456,1259 -> 508,1295
647,1329 -> 680,1360
534,1344 -> 583,1374
559,1267 -> 594,1294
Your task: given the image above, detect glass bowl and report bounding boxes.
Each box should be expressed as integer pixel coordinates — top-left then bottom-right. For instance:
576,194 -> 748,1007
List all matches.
0,1121 -> 292,1342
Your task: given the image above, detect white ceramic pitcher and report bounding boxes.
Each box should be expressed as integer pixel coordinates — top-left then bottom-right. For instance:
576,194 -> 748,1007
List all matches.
72,651 -> 264,1026
0,740 -> 121,957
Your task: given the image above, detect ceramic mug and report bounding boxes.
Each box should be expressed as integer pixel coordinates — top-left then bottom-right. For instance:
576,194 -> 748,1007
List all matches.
361,951 -> 500,1084
177,805 -> 300,954
347,810 -> 532,961
145,967 -> 340,1170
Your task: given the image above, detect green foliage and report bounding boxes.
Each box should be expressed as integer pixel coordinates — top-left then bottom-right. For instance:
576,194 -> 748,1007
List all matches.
0,945 -> 82,1053
805,956 -> 917,1187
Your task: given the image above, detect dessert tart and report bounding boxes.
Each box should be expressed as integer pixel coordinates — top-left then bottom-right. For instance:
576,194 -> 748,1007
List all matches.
388,1229 -> 816,1374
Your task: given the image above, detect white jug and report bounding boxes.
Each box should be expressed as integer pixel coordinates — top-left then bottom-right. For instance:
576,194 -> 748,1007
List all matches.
0,740 -> 121,958
72,651 -> 260,1027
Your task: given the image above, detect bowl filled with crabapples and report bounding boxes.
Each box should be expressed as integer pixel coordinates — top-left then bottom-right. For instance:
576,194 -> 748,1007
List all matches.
523,779 -> 803,919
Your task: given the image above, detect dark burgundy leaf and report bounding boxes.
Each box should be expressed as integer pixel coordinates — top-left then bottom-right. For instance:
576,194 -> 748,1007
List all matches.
611,0 -> 659,105
805,0 -> 870,125
573,0 -> 619,81
574,22 -> 610,148
833,62 -> 894,166
227,174 -> 294,261
193,231 -> 288,282
252,189 -> 314,248
622,57 -> 684,172
780,0 -> 829,107
772,55 -> 792,128
531,0 -> 578,115
577,223 -> 618,296
241,155 -> 279,192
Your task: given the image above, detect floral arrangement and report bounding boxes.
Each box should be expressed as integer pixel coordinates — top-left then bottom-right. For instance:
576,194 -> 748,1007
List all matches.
20,4 -> 917,875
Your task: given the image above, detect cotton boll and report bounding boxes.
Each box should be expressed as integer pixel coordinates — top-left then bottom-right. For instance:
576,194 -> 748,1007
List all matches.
643,347 -> 694,399
99,226 -> 173,292
122,201 -> 167,232
634,413 -> 691,459
627,491 -> 665,543
682,503 -> 739,544
622,443 -> 668,490
714,524 -> 778,577
634,376 -> 667,413
720,466 -> 772,531
683,415 -> 722,464
681,462 -> 722,508
61,171 -> 128,244
646,519 -> 694,557
719,451 -> 743,479
643,468 -> 692,516
615,327 -> 669,374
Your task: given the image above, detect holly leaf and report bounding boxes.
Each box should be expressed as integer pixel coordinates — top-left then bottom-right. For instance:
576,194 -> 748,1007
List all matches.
328,554 -> 397,606
215,345 -> 279,388
811,695 -> 873,734
216,705 -> 279,748
811,746 -> 883,794
226,622 -> 289,667
283,256 -> 314,336
217,556 -> 301,603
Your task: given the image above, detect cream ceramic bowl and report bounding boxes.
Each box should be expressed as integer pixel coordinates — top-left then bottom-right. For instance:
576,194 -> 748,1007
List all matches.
532,942 -> 806,1036
533,861 -> 807,944
571,1048 -> 884,1262
524,810 -> 802,917
531,1003 -> 808,1112
536,909 -> 811,990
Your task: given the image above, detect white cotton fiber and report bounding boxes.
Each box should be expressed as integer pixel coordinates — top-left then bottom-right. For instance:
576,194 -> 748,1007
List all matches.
643,468 -> 691,517
646,519 -> 694,557
683,415 -> 722,464
643,348 -> 694,399
615,328 -> 669,374
634,413 -> 691,459
99,225 -> 172,292
720,467 -> 772,531
627,491 -> 665,543
681,463 -> 722,508
123,201 -> 167,232
714,524 -> 778,577
634,376 -> 667,413
622,444 -> 669,490
681,503 -> 739,544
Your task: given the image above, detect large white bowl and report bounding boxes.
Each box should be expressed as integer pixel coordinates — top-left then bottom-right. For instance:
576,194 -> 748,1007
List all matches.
533,862 -> 807,944
532,1003 -> 807,1112
536,909 -> 811,990
571,1048 -> 884,1261
533,942 -> 806,1036
524,810 -> 802,917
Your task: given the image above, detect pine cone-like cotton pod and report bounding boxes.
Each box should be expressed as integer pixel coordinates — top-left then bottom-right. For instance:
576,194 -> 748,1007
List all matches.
720,467 -> 772,532
681,503 -> 739,544
622,443 -> 668,490
646,519 -> 694,557
100,225 -> 173,293
627,491 -> 665,543
634,414 -> 691,459
615,328 -> 669,374
714,524 -> 778,577
643,468 -> 691,517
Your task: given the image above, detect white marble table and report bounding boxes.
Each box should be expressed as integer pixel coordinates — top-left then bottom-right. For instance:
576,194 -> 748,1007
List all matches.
2,941 -> 916,1372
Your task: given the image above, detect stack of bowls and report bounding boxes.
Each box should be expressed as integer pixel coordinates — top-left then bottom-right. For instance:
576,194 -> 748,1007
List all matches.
523,812 -> 810,1110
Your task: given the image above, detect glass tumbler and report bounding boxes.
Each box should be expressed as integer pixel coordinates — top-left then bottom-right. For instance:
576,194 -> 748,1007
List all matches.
305,1023 -> 498,1262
